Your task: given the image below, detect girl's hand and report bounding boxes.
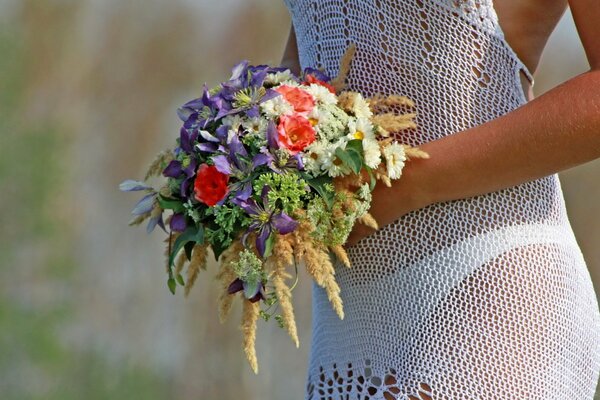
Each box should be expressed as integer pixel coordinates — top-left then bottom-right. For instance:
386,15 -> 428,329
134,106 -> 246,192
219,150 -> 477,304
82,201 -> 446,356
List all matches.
344,160 -> 432,249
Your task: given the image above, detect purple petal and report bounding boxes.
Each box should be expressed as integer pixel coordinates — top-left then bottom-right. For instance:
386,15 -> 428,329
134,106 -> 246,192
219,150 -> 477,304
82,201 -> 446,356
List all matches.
163,160 -> 183,178
252,152 -> 272,168
292,153 -> 304,170
246,105 -> 259,119
198,129 -> 220,143
215,125 -> 229,141
119,180 -> 151,192
131,193 -> 156,216
170,213 -> 187,232
260,185 -> 271,205
255,227 -> 271,257
227,278 -> 244,294
146,212 -> 162,234
249,68 -> 268,87
260,88 -> 281,103
196,142 -> 218,153
235,182 -> 253,202
179,127 -> 198,153
271,212 -> 298,234
266,121 -> 279,149
182,97 -> 204,109
212,155 -> 232,175
230,60 -> 249,81
177,107 -> 194,123
180,178 -> 192,198
231,197 -> 260,216
183,159 -> 197,178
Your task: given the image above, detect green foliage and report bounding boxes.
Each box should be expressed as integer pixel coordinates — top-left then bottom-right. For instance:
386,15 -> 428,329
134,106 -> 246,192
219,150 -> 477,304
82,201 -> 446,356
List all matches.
204,204 -> 250,260
253,172 -> 309,214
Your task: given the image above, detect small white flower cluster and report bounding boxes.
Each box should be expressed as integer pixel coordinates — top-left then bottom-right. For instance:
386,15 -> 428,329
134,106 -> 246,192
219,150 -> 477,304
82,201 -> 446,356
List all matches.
257,70 -> 406,180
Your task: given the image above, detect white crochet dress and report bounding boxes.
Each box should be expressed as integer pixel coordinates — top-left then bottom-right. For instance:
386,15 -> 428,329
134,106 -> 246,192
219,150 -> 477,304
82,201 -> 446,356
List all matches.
283,0 -> 600,399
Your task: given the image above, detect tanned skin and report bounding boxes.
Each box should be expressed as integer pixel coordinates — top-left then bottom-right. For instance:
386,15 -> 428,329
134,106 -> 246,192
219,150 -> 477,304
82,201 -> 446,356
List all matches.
280,0 -> 600,248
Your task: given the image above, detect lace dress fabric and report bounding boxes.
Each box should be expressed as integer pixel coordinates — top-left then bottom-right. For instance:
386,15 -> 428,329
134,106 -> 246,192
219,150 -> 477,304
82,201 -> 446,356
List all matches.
284,0 -> 600,398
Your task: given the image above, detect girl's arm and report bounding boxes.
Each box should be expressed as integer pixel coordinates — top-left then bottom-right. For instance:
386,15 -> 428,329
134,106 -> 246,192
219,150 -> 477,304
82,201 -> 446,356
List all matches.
345,0 -> 600,247
280,24 -> 301,76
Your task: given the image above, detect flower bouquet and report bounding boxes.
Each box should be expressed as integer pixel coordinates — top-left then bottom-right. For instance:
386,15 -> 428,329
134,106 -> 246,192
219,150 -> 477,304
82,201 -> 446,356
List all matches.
120,44 -> 429,373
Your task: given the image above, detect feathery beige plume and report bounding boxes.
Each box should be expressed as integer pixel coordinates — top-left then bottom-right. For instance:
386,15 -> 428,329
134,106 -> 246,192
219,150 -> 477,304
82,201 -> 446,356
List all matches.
330,43 -> 357,93
372,113 -> 417,133
336,91 -> 360,114
358,213 -> 379,230
184,244 -> 208,296
367,93 -> 415,112
241,298 -> 260,374
144,149 -> 174,181
174,250 -> 187,276
269,235 -> 300,347
163,232 -> 181,274
303,240 -> 345,320
128,212 -> 150,227
403,144 -> 430,159
216,240 -> 244,323
330,245 -> 351,268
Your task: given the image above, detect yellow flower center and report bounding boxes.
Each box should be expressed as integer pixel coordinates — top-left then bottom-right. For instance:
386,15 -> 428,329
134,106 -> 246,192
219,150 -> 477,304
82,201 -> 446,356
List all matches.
353,130 -> 364,140
258,212 -> 270,223
309,118 -> 318,126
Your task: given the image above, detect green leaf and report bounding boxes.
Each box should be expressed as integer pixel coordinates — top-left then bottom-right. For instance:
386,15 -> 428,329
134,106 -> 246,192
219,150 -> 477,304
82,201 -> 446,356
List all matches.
158,195 -> 186,213
345,139 -> 364,154
184,241 -> 195,261
263,232 -> 275,258
167,278 -> 176,294
211,239 -> 228,262
169,225 -> 204,267
335,147 -> 362,175
304,175 -> 334,209
176,273 -> 185,286
364,166 -> 377,191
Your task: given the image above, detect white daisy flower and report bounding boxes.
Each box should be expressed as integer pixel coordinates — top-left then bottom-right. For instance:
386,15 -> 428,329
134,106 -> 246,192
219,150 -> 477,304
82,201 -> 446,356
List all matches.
305,83 -> 338,105
362,138 -> 382,169
260,95 -> 294,118
322,140 -> 351,178
302,139 -> 329,175
347,117 -> 375,141
241,117 -> 267,137
383,142 -> 406,179
353,93 -> 373,119
264,70 -> 295,85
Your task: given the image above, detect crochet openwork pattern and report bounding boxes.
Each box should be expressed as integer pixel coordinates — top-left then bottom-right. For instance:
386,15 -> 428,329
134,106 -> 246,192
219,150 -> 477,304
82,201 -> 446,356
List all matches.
283,0 -> 600,398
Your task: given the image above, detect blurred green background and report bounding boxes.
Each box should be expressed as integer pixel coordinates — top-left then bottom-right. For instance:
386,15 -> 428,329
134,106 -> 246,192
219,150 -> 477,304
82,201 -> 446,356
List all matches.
1,1 -> 598,399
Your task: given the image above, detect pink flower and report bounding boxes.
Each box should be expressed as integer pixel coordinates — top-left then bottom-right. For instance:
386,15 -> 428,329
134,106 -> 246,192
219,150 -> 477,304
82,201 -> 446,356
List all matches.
274,85 -> 315,113
276,114 -> 316,154
304,74 -> 336,94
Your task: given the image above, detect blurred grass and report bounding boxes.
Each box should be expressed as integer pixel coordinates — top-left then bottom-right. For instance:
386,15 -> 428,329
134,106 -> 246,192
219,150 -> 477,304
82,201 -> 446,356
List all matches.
0,14 -> 170,400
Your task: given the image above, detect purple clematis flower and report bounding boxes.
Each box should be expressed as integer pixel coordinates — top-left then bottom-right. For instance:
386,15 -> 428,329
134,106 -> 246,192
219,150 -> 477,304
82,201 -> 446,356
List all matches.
227,277 -> 266,303
232,185 -> 298,257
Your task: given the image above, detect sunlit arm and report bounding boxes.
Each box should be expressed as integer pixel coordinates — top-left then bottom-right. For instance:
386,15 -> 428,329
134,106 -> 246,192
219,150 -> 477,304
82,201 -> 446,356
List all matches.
280,24 -> 301,76
344,68 -> 600,247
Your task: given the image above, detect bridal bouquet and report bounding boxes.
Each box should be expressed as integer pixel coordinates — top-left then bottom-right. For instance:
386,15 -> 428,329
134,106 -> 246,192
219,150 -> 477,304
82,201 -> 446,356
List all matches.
120,45 -> 428,373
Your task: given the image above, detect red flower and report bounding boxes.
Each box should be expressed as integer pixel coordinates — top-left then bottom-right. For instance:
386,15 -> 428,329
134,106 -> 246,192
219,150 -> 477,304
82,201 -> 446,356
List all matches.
276,114 -> 316,154
304,74 -> 336,94
194,164 -> 229,206
274,85 -> 315,113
